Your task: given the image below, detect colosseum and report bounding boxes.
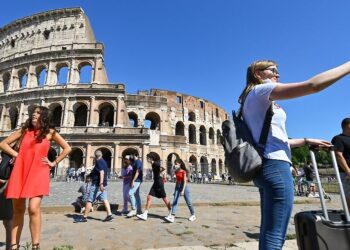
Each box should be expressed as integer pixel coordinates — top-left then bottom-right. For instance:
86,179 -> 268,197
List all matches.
0,7 -> 228,180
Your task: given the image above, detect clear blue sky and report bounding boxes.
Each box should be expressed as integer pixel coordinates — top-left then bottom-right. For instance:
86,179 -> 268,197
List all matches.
1,1 -> 349,140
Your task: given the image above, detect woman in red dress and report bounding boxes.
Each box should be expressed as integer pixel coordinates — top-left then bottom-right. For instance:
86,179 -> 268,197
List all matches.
0,106 -> 71,250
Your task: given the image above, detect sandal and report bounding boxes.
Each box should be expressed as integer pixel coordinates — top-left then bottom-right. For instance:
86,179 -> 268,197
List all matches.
32,243 -> 40,250
10,244 -> 19,250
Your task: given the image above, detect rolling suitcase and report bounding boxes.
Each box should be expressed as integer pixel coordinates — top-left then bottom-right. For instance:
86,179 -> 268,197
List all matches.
294,148 -> 350,250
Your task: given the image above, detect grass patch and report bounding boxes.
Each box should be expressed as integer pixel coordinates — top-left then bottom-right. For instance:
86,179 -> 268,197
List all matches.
285,233 -> 296,240
176,230 -> 194,236
202,225 -> 210,228
52,245 -> 74,250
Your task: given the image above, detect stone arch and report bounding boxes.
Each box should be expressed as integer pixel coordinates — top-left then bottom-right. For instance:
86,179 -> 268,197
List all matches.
18,69 -> 28,88
217,129 -> 222,145
128,112 -> 138,128
48,147 -> 58,177
200,126 -> 207,145
189,155 -> 198,173
175,121 -> 185,136
9,106 -> 19,130
122,147 -> 140,159
167,153 -> 180,176
200,156 -> 209,175
96,147 -> 112,171
69,147 -> 84,169
147,152 -> 161,162
188,124 -> 196,144
73,103 -> 88,126
36,65 -> 47,87
145,112 -> 160,131
98,102 -> 114,127
209,127 -> 215,144
219,159 -> 223,176
2,72 -> 11,92
188,111 -> 196,122
78,62 -> 93,83
211,158 -> 217,175
57,63 -> 70,85
49,103 -> 63,128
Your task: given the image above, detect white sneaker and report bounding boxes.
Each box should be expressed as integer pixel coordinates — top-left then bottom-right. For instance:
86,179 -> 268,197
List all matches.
137,212 -> 148,221
126,209 -> 137,217
164,214 -> 175,223
188,215 -> 196,222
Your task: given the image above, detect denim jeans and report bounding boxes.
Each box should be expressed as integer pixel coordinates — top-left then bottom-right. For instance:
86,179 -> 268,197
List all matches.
254,159 -> 294,250
129,181 -> 142,213
171,183 -> 194,215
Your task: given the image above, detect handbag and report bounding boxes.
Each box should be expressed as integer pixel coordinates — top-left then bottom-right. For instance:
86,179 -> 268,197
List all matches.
221,102 -> 273,183
0,132 -> 25,180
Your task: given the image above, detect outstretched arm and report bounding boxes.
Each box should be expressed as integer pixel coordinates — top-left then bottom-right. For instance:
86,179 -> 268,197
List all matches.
270,61 -> 350,100
289,138 -> 332,149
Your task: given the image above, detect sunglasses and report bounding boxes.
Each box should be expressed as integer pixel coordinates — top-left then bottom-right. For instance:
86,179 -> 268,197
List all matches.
261,67 -> 279,75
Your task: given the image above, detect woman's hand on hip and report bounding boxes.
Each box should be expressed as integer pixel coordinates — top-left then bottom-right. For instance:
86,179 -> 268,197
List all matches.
42,157 -> 56,168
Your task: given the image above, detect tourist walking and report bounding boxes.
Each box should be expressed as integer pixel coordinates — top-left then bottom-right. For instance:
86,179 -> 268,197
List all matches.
0,106 -> 72,250
127,154 -> 143,217
75,150 -> 114,223
165,159 -> 196,223
137,154 -> 171,221
238,59 -> 350,249
121,158 -> 133,215
332,118 -> 350,212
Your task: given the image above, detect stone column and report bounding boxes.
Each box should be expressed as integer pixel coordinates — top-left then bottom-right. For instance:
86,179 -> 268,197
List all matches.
17,102 -> 24,127
46,61 -> 57,86
115,95 -> 124,127
10,68 -> 18,90
114,143 -> 120,174
62,98 -> 70,127
27,64 -> 36,88
88,96 -> 95,126
85,144 -> 93,169
69,59 -> 79,84
0,104 -> 5,130
142,143 -> 149,168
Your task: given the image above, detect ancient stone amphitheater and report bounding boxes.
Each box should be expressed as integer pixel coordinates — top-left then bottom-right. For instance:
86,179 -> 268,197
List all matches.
0,7 -> 228,180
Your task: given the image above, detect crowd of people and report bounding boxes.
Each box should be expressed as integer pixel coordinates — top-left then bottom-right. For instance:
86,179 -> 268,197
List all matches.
1,59 -> 350,250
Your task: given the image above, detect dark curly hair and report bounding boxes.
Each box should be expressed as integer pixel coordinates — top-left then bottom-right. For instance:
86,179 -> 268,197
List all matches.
22,106 -> 55,142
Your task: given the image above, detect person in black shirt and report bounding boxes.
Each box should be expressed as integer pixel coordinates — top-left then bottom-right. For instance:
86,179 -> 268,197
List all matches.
332,118 -> 350,211
136,154 -> 171,221
303,162 -> 317,197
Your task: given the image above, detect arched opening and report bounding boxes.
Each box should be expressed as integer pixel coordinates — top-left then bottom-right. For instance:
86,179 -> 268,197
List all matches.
79,63 -> 93,83
211,159 -> 217,176
96,147 -> 112,175
209,127 -> 215,144
219,159 -> 223,176
57,64 -> 69,85
122,148 -> 139,160
36,65 -> 47,86
189,124 -> 196,144
175,121 -> 185,136
18,69 -> 27,88
200,156 -> 209,175
189,155 -> 198,173
74,103 -> 88,126
69,148 -> 84,170
145,112 -> 160,130
49,104 -> 62,128
48,147 -> 58,178
128,112 -> 138,128
217,129 -> 222,145
200,126 -> 207,145
2,72 -> 10,92
167,153 -> 180,177
9,106 -> 19,130
188,111 -> 196,122
99,103 -> 114,127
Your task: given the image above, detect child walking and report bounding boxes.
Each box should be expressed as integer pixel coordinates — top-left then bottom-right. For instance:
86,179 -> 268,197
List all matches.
165,159 -> 196,223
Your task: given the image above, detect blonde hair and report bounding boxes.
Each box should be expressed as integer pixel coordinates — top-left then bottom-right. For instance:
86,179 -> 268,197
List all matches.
238,60 -> 277,104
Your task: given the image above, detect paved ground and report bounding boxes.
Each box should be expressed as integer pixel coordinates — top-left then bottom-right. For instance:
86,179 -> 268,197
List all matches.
0,181 -> 342,250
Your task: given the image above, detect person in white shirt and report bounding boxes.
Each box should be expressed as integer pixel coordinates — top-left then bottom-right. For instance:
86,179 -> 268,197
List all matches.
239,59 -> 350,249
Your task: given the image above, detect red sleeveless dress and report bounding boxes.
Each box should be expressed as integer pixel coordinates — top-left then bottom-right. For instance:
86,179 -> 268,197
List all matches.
6,129 -> 51,198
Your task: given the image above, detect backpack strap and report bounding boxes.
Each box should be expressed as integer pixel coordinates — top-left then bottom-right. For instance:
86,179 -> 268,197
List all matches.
258,103 -> 273,147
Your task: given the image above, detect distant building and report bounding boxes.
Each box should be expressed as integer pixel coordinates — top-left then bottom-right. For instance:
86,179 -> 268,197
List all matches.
0,8 -> 228,179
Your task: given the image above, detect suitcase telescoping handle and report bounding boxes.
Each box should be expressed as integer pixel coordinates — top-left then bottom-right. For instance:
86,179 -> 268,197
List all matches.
309,147 -> 350,222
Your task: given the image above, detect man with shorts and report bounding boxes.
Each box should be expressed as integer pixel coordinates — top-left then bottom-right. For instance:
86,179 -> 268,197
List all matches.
0,179 -> 13,249
332,118 -> 350,212
75,150 -> 113,222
